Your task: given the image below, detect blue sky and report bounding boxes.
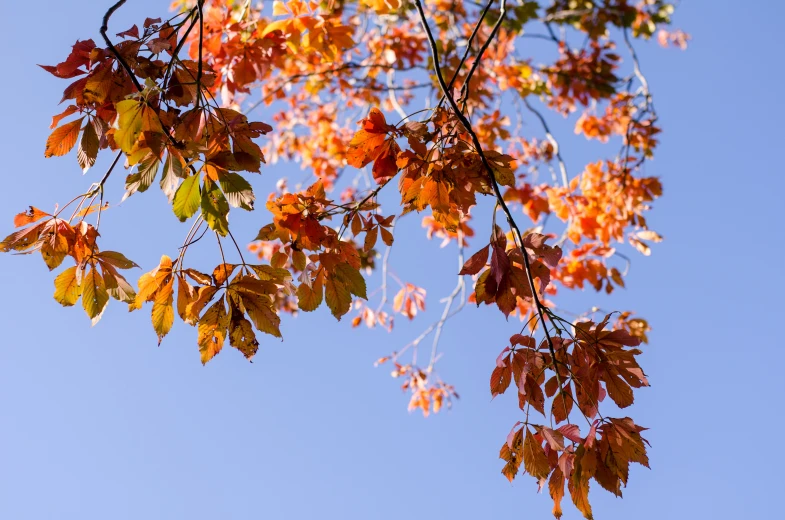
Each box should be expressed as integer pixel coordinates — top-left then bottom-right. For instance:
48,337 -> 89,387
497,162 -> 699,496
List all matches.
1,1 -> 783,518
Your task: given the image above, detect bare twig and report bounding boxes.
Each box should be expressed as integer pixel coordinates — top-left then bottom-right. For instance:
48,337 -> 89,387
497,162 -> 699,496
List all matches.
523,98 -> 569,187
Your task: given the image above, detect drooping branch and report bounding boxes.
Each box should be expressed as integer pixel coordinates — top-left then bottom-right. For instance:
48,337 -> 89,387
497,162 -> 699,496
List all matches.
100,0 -> 143,92
412,0 -> 564,383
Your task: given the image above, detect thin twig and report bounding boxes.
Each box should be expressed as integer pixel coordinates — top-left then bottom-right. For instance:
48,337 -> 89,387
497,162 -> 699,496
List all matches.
523,98 -> 569,187
95,151 -> 123,230
100,0 -> 143,92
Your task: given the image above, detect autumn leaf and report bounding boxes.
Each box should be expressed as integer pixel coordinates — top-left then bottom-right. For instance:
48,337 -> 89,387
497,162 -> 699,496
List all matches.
97,251 -> 139,270
523,428 -> 550,479
460,244 -> 490,275
113,99 -> 163,155
297,270 -> 324,312
603,372 -> 634,408
81,265 -> 109,325
552,385 -> 574,424
152,277 -> 175,344
325,275 -> 352,319
45,118 -> 83,158
197,296 -> 230,364
77,119 -> 99,172
53,266 -> 82,306
238,292 -> 282,338
346,108 -> 400,183
229,308 -> 259,360
549,467 -> 566,519
13,207 -> 50,228
490,364 -> 512,398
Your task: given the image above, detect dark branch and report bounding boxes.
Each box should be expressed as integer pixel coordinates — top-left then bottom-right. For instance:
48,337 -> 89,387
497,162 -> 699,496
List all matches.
100,0 -> 143,92
412,0 -> 565,390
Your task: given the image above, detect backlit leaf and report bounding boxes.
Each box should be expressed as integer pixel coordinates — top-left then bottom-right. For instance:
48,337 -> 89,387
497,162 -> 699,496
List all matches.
81,265 -> 109,325
45,118 -> 83,158
197,296 -> 230,364
53,266 -> 81,306
173,174 -> 201,222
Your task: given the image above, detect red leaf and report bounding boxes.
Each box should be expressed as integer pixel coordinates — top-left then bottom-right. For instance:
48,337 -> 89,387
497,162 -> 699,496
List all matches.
116,25 -> 140,39
489,245 -> 510,287
459,244 -> 490,275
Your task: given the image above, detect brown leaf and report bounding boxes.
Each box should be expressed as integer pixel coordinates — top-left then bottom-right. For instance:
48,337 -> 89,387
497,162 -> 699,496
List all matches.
523,428 -> 550,479
197,296 -> 230,364
459,244 -> 490,275
490,364 -> 512,398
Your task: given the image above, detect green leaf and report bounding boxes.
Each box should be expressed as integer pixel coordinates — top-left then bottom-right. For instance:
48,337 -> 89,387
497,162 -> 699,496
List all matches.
201,178 -> 230,235
173,174 -> 202,222
218,172 -> 255,210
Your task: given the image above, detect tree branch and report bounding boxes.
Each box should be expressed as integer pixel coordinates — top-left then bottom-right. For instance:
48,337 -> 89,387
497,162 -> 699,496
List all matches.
100,0 -> 143,92
413,0 -> 565,389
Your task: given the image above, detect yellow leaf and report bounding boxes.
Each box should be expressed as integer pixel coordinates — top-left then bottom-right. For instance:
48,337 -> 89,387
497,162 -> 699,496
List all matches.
239,293 -> 281,338
41,231 -> 69,270
297,271 -> 323,311
197,296 -> 230,364
176,274 -> 197,321
212,263 -> 237,286
82,265 -> 109,325
133,255 -> 174,307
113,99 -> 163,155
185,285 -> 218,325
152,277 -> 175,344
53,266 -> 81,306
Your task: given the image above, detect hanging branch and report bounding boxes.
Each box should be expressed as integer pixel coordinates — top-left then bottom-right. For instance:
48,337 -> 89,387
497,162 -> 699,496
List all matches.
413,0 -> 566,387
100,0 -> 143,92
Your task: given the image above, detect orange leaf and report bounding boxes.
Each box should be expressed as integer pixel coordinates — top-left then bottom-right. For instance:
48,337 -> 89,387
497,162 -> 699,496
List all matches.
45,118 -> 83,157
13,207 -> 50,228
